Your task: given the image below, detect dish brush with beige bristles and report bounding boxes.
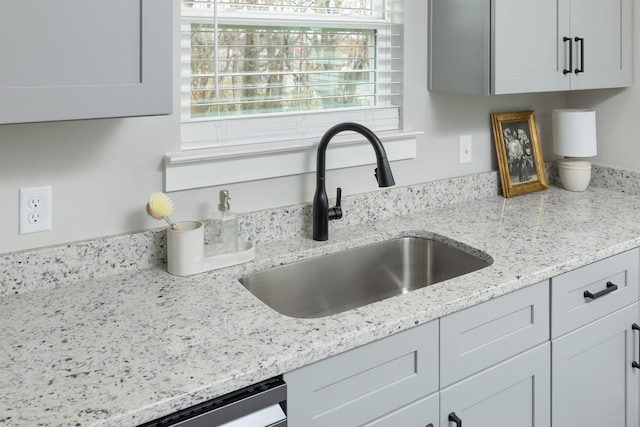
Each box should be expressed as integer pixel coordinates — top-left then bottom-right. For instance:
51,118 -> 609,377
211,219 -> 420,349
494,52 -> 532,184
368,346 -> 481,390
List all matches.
146,192 -> 181,231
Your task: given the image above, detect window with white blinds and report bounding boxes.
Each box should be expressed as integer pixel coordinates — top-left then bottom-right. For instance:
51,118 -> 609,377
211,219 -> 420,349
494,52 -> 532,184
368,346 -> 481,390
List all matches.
181,0 -> 402,150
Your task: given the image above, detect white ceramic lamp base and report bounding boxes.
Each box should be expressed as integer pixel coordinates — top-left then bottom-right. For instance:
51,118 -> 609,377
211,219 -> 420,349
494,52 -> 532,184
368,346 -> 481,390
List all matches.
558,159 -> 592,192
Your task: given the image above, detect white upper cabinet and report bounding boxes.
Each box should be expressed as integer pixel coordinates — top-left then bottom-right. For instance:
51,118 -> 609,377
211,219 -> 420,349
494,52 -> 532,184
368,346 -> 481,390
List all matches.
0,0 -> 172,125
567,0 -> 632,90
429,0 -> 632,95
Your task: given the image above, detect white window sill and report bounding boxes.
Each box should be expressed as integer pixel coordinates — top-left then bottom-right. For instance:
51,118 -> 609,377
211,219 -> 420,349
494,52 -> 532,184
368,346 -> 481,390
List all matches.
164,130 -> 420,191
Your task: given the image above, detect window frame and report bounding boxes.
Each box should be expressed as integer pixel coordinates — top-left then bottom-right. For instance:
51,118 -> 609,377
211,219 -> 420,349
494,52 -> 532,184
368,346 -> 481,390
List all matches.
180,0 -> 400,149
166,0 -> 417,191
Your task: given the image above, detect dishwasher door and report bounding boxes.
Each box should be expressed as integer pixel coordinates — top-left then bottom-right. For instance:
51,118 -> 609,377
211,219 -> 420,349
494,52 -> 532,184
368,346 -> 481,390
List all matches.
139,376 -> 287,427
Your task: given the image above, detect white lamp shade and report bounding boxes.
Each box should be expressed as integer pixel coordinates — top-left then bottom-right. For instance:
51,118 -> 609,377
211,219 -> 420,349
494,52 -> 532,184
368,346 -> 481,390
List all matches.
552,109 -> 597,157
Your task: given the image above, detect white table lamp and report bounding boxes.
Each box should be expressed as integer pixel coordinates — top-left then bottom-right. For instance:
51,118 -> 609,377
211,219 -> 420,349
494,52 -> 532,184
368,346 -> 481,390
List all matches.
552,109 -> 597,192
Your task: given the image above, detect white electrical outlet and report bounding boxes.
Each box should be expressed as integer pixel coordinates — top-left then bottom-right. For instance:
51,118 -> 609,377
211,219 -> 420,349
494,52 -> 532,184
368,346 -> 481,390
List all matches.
459,135 -> 472,164
19,186 -> 52,234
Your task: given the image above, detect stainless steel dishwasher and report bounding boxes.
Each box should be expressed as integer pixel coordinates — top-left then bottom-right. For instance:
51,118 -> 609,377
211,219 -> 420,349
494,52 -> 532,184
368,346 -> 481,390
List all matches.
139,376 -> 286,427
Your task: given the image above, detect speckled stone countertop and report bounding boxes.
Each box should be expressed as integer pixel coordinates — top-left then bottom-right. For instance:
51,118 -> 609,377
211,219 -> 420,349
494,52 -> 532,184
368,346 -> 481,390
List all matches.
2,180 -> 640,426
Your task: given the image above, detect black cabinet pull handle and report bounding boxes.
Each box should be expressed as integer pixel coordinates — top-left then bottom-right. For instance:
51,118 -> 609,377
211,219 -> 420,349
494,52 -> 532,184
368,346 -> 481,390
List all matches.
584,281 -> 618,301
563,36 -> 573,74
633,323 -> 640,369
426,424 -> 434,427
574,36 -> 585,74
449,412 -> 462,426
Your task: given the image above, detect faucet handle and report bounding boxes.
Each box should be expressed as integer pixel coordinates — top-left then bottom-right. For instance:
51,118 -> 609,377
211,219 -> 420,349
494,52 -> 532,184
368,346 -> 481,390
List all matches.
328,187 -> 343,221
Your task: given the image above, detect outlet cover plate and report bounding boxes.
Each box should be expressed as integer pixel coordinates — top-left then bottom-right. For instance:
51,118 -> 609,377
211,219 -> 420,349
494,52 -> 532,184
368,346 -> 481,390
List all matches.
19,186 -> 51,234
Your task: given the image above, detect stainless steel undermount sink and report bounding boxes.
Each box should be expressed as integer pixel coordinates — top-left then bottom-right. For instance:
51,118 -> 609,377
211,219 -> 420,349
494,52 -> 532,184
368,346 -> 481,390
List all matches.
239,237 -> 492,319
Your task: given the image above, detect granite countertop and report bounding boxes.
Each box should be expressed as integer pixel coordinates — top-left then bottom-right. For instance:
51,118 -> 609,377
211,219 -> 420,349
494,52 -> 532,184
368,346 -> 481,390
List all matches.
2,186 -> 640,426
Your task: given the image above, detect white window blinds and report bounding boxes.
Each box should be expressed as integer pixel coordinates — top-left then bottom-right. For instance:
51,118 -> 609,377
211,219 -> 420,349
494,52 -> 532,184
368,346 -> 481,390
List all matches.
181,0 -> 402,150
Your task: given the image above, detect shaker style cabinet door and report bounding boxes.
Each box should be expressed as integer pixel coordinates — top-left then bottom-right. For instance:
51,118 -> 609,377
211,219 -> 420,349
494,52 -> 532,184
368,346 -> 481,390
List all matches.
440,343 -> 551,427
492,0 -> 570,94
567,0 -> 632,90
552,303 -> 640,427
0,0 -> 172,124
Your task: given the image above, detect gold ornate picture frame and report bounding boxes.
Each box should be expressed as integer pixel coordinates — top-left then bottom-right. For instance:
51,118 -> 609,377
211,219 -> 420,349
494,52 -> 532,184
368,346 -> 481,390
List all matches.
491,110 -> 547,198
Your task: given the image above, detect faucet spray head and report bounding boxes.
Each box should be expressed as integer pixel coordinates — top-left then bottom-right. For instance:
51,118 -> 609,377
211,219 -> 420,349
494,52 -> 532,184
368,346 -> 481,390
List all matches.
375,159 -> 396,187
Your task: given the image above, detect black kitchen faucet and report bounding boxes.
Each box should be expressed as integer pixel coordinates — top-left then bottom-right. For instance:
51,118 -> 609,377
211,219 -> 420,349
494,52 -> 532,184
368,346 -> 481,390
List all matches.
312,122 -> 395,241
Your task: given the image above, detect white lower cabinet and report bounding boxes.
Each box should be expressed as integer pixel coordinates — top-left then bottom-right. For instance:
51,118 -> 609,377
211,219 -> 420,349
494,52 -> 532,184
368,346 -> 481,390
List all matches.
440,343 -> 550,427
552,303 -> 639,427
550,248 -> 640,427
284,320 -> 439,426
285,282 -> 548,427
285,249 -> 640,427
439,280 -> 550,427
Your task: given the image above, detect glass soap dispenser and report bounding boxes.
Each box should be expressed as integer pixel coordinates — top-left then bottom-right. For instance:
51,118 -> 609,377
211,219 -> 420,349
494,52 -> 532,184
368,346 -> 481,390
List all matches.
208,190 -> 238,255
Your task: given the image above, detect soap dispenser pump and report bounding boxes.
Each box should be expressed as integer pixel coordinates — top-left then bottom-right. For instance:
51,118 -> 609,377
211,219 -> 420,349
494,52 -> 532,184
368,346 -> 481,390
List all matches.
208,190 -> 238,255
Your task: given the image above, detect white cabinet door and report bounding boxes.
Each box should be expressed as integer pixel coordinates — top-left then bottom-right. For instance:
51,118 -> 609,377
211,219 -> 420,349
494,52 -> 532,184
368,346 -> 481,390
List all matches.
429,0 -> 492,95
440,343 -> 551,427
0,0 -> 172,124
552,303 -> 639,427
492,0 -> 569,94
568,0 -> 632,90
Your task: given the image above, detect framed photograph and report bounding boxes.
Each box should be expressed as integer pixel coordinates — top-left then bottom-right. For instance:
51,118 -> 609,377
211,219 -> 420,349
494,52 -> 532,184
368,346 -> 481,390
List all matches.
491,110 -> 547,198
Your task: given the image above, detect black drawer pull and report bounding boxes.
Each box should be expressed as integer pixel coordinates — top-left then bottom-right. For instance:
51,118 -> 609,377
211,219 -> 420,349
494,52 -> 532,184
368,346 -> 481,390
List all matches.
584,281 -> 618,301
426,424 -> 434,427
563,36 -> 573,74
449,412 -> 462,426
633,323 -> 640,369
574,36 -> 585,74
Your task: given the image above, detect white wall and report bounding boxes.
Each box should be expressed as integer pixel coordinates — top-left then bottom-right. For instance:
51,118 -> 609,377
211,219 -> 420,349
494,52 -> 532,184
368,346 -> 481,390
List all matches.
0,1 -> 574,254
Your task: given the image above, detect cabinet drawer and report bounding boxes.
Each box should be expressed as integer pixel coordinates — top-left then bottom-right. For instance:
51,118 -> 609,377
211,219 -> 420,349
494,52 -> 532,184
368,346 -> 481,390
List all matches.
440,280 -> 549,387
284,320 -> 438,427
551,248 -> 639,338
